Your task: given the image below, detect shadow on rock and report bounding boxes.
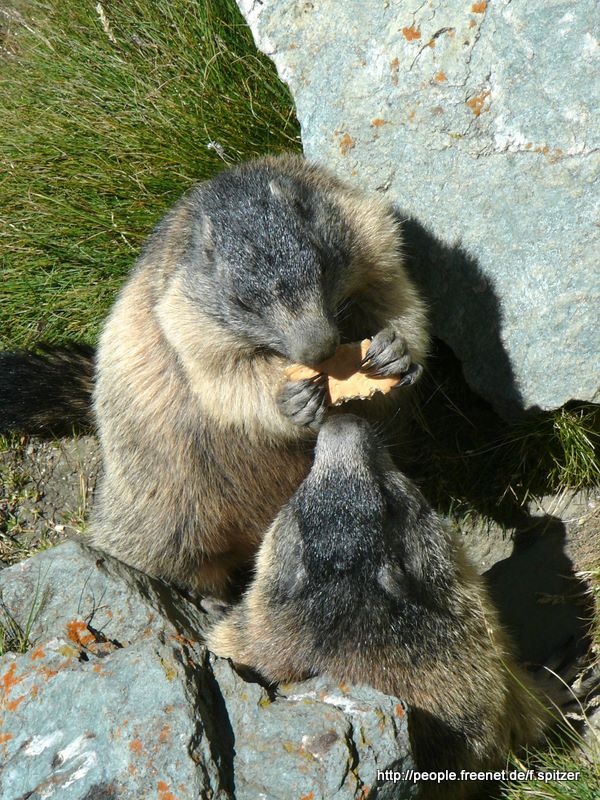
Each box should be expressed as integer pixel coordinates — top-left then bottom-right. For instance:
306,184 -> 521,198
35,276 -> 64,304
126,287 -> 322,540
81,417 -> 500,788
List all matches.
482,513 -> 592,668
398,213 -> 525,419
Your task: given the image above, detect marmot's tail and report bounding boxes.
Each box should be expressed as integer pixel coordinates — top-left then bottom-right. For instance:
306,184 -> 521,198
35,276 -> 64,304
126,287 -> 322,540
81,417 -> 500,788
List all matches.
0,343 -> 95,435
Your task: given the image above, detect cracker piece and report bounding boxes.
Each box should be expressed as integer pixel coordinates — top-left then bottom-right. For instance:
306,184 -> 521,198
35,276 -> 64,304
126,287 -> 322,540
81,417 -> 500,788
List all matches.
284,339 -> 401,405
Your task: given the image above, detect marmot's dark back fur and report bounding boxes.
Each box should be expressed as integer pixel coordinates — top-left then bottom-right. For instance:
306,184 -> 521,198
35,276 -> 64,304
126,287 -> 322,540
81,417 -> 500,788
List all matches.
208,414 -> 547,798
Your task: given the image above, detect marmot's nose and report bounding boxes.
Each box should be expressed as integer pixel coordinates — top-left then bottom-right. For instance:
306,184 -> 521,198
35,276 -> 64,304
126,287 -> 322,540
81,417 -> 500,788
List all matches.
314,413 -> 378,468
289,326 -> 339,367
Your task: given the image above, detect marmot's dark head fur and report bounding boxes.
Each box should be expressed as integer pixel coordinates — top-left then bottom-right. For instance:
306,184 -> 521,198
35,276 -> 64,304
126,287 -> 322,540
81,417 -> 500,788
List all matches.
146,157 -> 399,371
183,163 -> 358,366
208,414 -> 547,796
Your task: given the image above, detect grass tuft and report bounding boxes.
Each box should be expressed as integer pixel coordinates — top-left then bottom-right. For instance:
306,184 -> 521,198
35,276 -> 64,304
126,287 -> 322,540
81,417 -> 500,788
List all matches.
0,576 -> 45,655
0,0 -> 300,348
408,344 -> 600,520
500,738 -> 600,800
507,405 -> 600,498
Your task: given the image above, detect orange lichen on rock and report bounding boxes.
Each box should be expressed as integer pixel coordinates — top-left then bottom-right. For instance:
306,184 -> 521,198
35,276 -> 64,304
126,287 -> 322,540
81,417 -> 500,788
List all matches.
435,71 -> 447,82
1,663 -> 23,698
371,118 -> 386,127
471,1 -> 487,12
66,620 -> 96,648
30,645 -> 46,661
6,695 -> 25,712
171,633 -> 195,647
466,90 -> 490,116
285,340 -> 401,406
157,781 -> 176,800
38,665 -> 59,681
338,132 -> 354,156
159,724 -> 171,744
129,738 -> 143,756
402,26 -> 421,41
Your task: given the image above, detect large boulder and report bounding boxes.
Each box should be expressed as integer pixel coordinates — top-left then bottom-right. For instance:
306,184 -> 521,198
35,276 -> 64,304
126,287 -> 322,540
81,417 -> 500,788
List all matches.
238,0 -> 600,416
0,541 -> 415,799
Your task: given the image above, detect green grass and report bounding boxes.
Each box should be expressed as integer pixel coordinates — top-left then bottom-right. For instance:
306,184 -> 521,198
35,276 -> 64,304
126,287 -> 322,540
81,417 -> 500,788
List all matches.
581,564 -> 600,658
505,406 -> 600,498
0,576 -> 45,655
408,344 -> 600,522
500,737 -> 600,800
0,0 -> 300,349
0,432 -> 39,564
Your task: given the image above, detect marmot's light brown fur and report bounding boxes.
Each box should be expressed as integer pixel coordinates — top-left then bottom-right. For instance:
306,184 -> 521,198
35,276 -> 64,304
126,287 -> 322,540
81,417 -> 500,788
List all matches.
208,415 -> 547,798
90,155 -> 429,598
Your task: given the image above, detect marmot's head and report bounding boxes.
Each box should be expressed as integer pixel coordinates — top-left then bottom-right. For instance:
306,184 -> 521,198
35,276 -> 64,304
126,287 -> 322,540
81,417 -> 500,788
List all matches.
276,413 -> 452,606
182,163 -> 367,366
290,414 -> 389,581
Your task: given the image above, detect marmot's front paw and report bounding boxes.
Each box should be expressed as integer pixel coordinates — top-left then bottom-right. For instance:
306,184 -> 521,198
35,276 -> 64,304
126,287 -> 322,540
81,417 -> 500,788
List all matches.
277,375 -> 328,432
362,328 -> 423,386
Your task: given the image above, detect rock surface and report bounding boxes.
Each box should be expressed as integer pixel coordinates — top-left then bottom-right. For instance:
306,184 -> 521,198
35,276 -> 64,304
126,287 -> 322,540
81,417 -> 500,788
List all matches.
238,0 -> 600,415
0,541 -> 415,800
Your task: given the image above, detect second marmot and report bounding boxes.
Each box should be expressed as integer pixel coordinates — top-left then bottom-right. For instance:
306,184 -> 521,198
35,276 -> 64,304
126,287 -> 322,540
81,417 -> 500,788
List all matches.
208,414 -> 547,798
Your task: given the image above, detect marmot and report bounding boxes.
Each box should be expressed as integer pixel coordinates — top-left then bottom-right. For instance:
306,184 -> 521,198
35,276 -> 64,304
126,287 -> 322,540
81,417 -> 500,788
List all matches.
3,155 -> 426,598
0,155 -> 428,596
207,414 -> 547,798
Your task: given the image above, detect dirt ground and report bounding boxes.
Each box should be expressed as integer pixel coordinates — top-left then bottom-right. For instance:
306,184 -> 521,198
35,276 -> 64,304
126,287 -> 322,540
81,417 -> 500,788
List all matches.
0,434 -> 100,564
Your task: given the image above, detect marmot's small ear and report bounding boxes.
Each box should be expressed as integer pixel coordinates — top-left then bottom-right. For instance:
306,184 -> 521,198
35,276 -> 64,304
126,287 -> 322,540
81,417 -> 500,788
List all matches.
269,178 -> 313,219
377,562 -> 407,598
201,215 -> 215,255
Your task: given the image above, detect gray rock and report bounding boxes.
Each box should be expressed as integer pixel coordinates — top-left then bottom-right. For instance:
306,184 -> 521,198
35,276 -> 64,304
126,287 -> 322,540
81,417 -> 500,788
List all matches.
212,660 -> 416,799
0,542 -> 415,799
238,0 -> 600,415
0,541 -> 230,800
457,490 -> 599,667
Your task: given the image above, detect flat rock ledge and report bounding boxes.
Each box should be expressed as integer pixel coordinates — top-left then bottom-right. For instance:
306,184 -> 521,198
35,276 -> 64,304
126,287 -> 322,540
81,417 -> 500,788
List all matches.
0,541 -> 415,800
238,0 -> 600,416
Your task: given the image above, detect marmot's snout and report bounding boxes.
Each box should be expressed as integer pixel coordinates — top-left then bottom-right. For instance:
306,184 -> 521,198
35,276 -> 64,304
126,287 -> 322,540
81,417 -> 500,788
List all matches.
315,413 -> 377,466
286,317 -> 339,367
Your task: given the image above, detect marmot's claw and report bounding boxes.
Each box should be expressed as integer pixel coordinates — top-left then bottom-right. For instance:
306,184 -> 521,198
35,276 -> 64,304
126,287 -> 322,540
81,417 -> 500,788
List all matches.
278,376 -> 328,430
363,328 -> 422,383
397,362 -> 423,387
